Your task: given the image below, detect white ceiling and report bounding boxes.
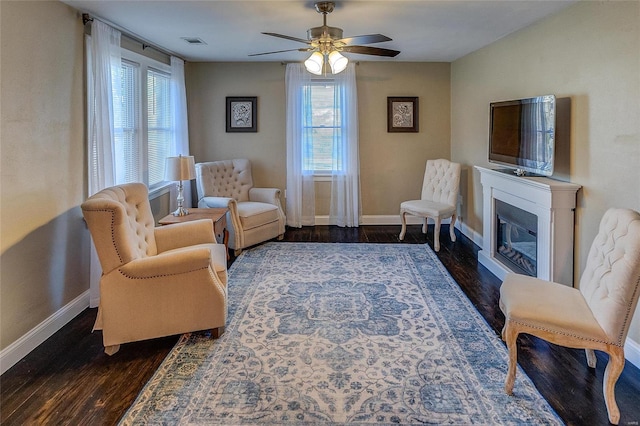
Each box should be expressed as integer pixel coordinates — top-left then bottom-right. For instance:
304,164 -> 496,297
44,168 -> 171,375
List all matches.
62,0 -> 576,63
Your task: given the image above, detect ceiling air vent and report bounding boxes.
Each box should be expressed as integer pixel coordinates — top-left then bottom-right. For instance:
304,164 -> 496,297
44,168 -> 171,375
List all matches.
181,37 -> 207,45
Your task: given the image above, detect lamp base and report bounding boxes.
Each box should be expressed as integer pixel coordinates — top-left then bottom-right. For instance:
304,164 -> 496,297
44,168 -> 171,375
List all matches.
172,206 -> 190,216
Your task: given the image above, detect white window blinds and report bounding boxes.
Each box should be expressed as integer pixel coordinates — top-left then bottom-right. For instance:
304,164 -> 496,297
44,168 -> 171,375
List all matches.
147,68 -> 171,186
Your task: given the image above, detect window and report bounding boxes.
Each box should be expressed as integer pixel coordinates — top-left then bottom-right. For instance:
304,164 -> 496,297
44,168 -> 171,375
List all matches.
303,81 -> 342,174
113,51 -> 172,189
147,69 -> 171,186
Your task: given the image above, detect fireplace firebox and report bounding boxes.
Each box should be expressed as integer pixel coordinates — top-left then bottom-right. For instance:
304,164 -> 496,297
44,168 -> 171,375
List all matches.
495,200 -> 537,276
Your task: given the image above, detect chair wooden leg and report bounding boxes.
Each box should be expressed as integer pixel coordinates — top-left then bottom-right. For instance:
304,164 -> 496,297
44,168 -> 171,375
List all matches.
104,344 -> 120,356
449,214 -> 457,242
399,212 -> 408,240
603,347 -> 625,425
585,348 -> 597,368
503,322 -> 519,395
433,217 -> 442,252
211,326 -> 225,339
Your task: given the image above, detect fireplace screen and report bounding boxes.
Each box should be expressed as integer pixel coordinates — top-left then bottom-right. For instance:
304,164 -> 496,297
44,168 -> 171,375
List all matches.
495,200 -> 537,276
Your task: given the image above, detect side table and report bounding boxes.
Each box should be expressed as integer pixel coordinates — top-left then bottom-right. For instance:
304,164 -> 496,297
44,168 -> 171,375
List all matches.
159,208 -> 229,258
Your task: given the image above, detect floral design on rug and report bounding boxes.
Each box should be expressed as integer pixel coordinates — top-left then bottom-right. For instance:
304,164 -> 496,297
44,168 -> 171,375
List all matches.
268,279 -> 409,344
120,243 -> 562,425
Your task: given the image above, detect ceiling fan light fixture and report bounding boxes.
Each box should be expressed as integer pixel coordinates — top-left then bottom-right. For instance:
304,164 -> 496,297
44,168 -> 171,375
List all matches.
304,51 -> 324,75
328,50 -> 348,74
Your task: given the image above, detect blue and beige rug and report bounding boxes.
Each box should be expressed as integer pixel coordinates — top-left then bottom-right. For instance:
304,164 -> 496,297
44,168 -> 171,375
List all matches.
120,243 -> 561,425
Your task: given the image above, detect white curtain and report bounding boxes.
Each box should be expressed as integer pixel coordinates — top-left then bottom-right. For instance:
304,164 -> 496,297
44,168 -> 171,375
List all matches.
169,56 -> 193,209
329,63 -> 360,227
86,21 -> 121,307
285,63 -> 316,227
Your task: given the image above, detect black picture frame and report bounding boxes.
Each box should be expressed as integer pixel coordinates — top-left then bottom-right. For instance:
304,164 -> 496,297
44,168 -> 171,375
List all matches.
226,97 -> 257,132
387,97 -> 419,133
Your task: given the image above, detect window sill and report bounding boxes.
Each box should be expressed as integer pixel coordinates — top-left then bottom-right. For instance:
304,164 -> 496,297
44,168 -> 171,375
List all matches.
313,175 -> 332,182
149,182 -> 172,200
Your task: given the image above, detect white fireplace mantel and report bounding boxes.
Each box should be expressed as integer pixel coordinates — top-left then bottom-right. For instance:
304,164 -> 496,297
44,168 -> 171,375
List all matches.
476,166 -> 581,287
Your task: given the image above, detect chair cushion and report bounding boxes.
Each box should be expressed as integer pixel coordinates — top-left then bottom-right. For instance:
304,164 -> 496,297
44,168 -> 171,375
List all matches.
400,199 -> 456,218
500,273 -> 610,345
237,202 -> 280,230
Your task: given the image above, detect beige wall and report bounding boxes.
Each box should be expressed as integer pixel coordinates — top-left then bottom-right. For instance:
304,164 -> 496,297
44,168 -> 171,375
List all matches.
0,1 -> 88,349
185,61 -> 451,217
451,1 -> 640,343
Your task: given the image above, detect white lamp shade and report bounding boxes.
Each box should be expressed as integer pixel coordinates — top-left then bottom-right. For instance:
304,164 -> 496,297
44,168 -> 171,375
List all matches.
304,52 -> 324,75
328,51 -> 348,74
165,155 -> 196,181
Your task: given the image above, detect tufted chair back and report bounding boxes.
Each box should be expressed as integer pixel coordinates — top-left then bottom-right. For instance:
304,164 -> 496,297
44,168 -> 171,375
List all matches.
579,208 -> 640,346
195,159 -> 254,202
81,183 -> 157,275
420,159 -> 461,206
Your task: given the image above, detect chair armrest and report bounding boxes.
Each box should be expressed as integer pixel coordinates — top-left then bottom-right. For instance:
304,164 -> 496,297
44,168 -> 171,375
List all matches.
249,188 -> 281,205
154,219 -> 215,253
199,196 -> 235,209
118,247 -> 212,279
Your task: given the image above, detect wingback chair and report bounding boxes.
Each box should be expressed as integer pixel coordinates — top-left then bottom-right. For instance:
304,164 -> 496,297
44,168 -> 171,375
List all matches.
399,159 -> 461,251
499,208 -> 640,425
196,159 -> 286,255
81,183 -> 228,355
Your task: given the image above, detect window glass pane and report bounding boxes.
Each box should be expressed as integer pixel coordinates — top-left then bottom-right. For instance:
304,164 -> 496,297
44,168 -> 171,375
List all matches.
114,61 -> 139,184
303,83 -> 341,173
147,69 -> 171,187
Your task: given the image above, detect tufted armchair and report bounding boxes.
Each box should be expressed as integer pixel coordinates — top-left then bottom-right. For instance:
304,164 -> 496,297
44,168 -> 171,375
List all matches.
81,183 -> 228,355
499,208 -> 640,425
196,159 -> 286,255
399,159 -> 461,251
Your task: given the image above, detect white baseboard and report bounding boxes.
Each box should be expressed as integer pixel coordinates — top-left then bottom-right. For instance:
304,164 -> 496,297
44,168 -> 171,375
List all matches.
314,215 -> 449,226
0,290 -> 89,375
455,220 -> 483,248
625,338 -> 640,369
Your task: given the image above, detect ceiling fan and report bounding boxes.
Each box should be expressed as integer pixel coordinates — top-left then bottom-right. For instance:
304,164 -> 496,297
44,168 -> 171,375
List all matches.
249,1 -> 400,75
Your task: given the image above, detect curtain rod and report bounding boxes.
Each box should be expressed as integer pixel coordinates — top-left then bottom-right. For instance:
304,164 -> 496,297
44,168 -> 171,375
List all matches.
82,13 -> 186,62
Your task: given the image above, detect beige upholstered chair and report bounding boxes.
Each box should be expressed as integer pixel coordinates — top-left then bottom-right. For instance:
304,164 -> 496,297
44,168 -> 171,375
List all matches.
196,159 -> 286,255
500,208 -> 640,425
81,183 -> 228,355
399,159 -> 461,252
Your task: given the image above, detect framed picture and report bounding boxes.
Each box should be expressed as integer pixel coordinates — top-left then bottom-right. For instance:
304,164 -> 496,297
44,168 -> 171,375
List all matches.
387,97 -> 419,133
226,97 -> 257,132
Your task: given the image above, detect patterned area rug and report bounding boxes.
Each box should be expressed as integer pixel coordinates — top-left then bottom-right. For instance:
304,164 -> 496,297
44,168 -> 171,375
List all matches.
120,243 -> 561,425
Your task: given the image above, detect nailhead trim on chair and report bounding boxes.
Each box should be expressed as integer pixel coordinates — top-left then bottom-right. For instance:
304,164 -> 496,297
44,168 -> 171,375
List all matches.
84,208 -> 125,267
508,318 -> 621,347
117,265 -> 211,280
617,276 -> 640,345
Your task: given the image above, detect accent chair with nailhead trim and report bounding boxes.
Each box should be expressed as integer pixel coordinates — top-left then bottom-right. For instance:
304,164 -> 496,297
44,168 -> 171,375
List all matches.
81,182 -> 228,355
499,207 -> 640,425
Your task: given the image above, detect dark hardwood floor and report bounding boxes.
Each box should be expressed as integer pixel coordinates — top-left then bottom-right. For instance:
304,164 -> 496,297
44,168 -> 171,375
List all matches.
2,225 -> 639,425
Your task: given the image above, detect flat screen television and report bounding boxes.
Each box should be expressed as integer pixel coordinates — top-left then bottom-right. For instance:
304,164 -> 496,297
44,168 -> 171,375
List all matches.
489,95 -> 556,176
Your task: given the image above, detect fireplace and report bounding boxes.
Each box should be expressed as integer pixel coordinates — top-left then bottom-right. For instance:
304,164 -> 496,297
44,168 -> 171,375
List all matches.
476,166 -> 581,287
495,200 -> 537,277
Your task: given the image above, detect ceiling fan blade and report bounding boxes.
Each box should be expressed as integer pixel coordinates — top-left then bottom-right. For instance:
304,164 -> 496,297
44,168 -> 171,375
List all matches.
262,32 -> 311,45
341,45 -> 400,57
337,34 -> 392,45
249,48 -> 313,57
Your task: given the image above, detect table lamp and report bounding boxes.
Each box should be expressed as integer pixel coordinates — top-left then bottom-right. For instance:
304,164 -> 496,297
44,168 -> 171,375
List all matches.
165,154 -> 196,216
